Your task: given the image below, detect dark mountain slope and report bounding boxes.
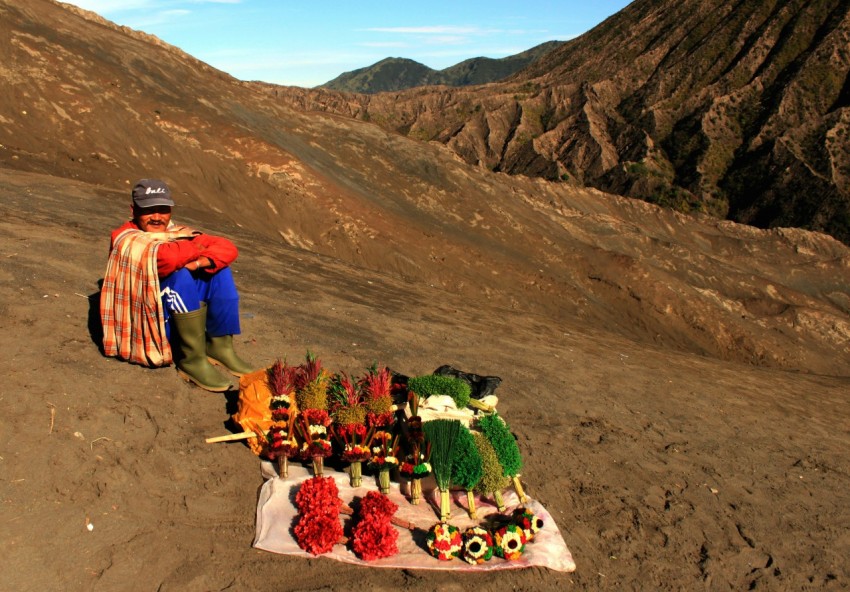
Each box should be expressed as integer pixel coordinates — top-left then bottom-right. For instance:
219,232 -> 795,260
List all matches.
320,41 -> 563,93
267,0 -> 850,245
321,57 -> 437,93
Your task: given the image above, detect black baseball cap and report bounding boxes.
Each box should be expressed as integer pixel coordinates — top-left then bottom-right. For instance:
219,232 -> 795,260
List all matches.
132,179 -> 175,208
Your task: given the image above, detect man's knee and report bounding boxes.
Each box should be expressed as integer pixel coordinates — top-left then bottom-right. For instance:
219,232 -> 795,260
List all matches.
160,268 -> 202,313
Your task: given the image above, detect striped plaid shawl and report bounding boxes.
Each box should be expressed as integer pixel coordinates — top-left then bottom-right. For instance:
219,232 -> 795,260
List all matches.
100,228 -> 173,367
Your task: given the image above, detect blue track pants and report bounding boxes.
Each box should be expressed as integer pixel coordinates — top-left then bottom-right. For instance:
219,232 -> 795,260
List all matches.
159,267 -> 241,340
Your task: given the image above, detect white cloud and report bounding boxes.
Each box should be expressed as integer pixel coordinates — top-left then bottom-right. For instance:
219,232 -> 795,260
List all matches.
359,42 -> 409,48
421,36 -> 469,46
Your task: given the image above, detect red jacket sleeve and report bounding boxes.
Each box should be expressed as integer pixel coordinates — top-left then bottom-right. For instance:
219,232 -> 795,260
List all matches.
155,233 -> 238,277
110,220 -> 238,277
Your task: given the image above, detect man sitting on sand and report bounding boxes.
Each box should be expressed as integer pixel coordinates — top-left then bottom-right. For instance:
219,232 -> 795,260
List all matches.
100,178 -> 253,391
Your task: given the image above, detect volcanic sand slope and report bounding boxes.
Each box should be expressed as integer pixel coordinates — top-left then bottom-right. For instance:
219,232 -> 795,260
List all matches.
1,1 -> 849,590
1,170 -> 849,592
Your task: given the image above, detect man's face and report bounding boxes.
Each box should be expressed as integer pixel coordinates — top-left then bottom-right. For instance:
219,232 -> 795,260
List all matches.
133,205 -> 172,232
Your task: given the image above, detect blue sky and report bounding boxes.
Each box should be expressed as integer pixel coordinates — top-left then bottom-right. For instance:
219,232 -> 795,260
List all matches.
67,0 -> 633,88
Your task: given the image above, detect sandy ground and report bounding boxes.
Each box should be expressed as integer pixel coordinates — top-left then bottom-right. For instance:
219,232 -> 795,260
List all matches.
1,171 -> 849,591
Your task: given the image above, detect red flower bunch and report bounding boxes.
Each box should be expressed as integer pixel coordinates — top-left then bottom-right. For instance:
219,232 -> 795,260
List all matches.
295,476 -> 342,516
336,422 -> 367,440
366,409 -> 395,428
333,423 -> 372,463
301,408 -> 331,427
352,491 -> 399,560
270,404 -> 291,423
293,476 -> 343,555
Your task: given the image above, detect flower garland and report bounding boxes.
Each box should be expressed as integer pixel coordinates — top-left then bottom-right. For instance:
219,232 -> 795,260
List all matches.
293,476 -> 343,555
351,491 -> 399,560
512,507 -> 544,542
492,523 -> 527,561
425,522 -> 463,561
461,526 -> 494,565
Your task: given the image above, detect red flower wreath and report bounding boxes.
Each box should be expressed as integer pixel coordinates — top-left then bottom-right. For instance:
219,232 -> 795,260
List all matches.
426,523 -> 463,561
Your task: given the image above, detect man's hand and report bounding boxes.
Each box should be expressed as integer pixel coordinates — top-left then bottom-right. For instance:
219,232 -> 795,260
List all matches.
168,225 -> 200,239
186,256 -> 213,271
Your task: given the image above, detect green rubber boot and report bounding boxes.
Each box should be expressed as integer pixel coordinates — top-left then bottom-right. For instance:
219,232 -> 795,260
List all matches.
172,304 -> 231,392
207,334 -> 255,377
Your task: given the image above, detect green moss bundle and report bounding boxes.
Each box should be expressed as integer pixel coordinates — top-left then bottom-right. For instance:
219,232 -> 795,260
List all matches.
296,378 -> 329,412
477,413 -> 527,502
472,432 -> 509,511
334,404 -> 366,427
450,424 -> 483,518
408,374 -> 471,409
423,418 -> 462,521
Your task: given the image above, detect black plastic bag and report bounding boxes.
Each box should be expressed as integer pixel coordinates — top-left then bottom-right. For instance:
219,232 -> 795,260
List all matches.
433,365 -> 502,400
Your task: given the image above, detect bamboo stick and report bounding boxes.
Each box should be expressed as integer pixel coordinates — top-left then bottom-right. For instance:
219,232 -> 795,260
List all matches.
205,431 -> 259,443
467,399 -> 494,413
